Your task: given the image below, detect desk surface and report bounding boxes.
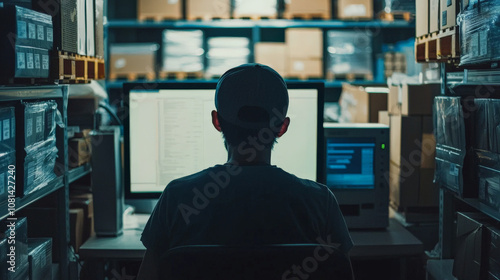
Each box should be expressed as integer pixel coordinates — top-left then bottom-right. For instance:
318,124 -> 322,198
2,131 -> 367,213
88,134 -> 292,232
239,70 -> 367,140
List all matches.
79,214 -> 423,260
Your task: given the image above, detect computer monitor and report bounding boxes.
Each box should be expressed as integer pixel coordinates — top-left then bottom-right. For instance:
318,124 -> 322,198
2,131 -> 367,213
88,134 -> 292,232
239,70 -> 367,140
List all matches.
323,123 -> 389,229
123,82 -> 324,201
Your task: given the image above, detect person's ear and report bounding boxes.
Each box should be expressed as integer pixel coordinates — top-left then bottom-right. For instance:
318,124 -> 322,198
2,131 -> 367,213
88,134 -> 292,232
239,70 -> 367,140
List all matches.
211,110 -> 222,132
277,117 -> 290,138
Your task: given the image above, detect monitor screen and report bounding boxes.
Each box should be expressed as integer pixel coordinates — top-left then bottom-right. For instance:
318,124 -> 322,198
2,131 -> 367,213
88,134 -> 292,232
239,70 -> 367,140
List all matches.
326,137 -> 375,189
124,82 -> 324,198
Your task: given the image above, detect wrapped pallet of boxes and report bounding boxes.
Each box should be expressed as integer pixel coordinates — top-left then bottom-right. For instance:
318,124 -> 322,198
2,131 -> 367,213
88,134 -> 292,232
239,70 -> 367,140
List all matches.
255,42 -> 287,76
162,29 -> 204,74
486,226 -> 500,280
186,0 -> 230,20
337,0 -> 373,20
233,0 -> 278,19
206,37 -> 250,78
109,43 -> 159,80
1,217 -> 28,280
28,238 -> 52,280
284,0 -> 331,19
380,0 -> 415,14
137,0 -> 182,21
338,83 -> 387,123
326,30 -> 373,80
0,5 -> 52,79
285,28 -> 323,79
459,1 -> 500,66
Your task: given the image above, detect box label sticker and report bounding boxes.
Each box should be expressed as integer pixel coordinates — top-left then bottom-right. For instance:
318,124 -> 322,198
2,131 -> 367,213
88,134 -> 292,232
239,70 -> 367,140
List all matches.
47,27 -> 53,42
3,119 -> 10,140
28,23 -> 36,39
37,25 -> 44,41
442,11 -> 447,26
35,116 -> 42,134
27,53 -> 34,69
0,173 -> 4,195
42,55 -> 49,70
479,29 -> 488,57
26,118 -> 33,137
35,54 -> 41,69
17,20 -> 27,39
17,52 -> 26,69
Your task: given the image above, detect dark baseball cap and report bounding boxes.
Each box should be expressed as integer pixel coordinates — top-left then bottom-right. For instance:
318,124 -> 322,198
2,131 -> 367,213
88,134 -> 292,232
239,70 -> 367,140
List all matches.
215,63 -> 289,129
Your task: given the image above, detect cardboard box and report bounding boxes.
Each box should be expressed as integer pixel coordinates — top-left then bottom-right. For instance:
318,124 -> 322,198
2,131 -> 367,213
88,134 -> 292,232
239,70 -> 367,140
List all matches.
94,0 -> 104,58
416,0 -> 429,37
137,0 -> 182,20
429,0 -> 440,33
86,0 -> 95,57
70,193 -> 95,240
70,208 -> 84,253
28,238 -> 52,280
390,163 -> 437,208
339,84 -> 387,123
186,0 -> 230,19
255,42 -> 287,76
388,84 -> 440,116
0,151 -> 16,204
285,28 -> 323,59
233,0 -> 278,18
286,58 -> 322,78
285,0 -> 331,19
337,0 -> 373,19
109,44 -> 158,77
441,0 -> 457,30
379,111 -> 390,126
77,0 -> 86,55
68,138 -> 90,167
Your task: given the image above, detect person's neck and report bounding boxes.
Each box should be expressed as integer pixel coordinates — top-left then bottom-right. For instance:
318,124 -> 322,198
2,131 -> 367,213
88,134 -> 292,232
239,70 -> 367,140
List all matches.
226,145 -> 272,166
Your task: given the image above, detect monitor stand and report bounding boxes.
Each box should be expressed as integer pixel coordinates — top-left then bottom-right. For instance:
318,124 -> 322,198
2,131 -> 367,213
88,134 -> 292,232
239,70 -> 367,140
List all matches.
125,199 -> 158,214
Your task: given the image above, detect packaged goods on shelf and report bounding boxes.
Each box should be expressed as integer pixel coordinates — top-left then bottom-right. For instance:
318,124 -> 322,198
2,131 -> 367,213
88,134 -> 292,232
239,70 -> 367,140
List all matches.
23,100 -> 60,149
286,28 -> 323,59
233,0 -> 277,18
0,45 -> 50,79
441,0 -> 457,30
387,83 -> 440,116
0,107 -> 16,153
68,137 -> 90,167
0,5 -> 53,50
416,0 -> 428,37
458,1 -> 500,66
206,37 -> 250,77
137,0 -> 182,21
429,0 -> 439,33
254,42 -> 287,76
28,238 -> 52,280
109,43 -> 159,79
338,83 -> 387,123
286,58 -> 322,78
381,0 -> 415,13
186,0 -> 231,20
1,217 -> 28,275
23,138 -> 58,196
326,30 -> 373,76
284,0 -> 330,19
86,0 -> 95,56
479,165 -> 500,211
337,0 -> 373,19
0,151 -> 16,207
487,227 -> 500,280
474,99 -> 500,154
94,0 -> 104,58
162,29 -> 204,73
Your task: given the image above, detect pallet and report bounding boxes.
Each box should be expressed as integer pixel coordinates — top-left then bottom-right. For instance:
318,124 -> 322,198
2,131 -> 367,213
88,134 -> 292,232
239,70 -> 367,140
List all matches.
284,75 -> 323,81
186,15 -> 230,21
378,11 -> 414,22
108,72 -> 156,81
416,27 -> 460,63
391,203 -> 439,224
283,12 -> 330,20
233,15 -> 277,20
326,72 -> 374,82
137,15 -> 182,22
159,71 -> 204,80
52,51 -> 76,80
51,51 -> 105,83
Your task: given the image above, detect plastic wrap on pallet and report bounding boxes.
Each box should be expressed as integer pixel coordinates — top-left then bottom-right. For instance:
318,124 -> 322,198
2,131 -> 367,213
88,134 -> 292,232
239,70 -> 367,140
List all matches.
0,45 -> 50,79
433,96 -> 467,193
489,99 -> 500,154
234,0 -> 277,17
23,100 -> 63,150
206,37 -> 250,77
28,238 -> 52,280
479,165 -> 500,211
24,139 -> 58,196
1,217 -> 28,277
458,2 -> 500,66
475,99 -> 489,151
0,107 -> 15,153
382,0 -> 415,13
326,30 -> 373,75
162,29 -> 204,72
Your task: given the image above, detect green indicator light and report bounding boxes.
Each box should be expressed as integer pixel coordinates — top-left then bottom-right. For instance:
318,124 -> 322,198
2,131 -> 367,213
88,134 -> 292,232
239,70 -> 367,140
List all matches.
381,144 -> 386,150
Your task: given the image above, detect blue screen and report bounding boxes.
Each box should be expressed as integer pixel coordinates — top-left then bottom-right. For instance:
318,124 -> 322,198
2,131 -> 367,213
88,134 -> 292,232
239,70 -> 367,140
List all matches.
326,137 -> 375,189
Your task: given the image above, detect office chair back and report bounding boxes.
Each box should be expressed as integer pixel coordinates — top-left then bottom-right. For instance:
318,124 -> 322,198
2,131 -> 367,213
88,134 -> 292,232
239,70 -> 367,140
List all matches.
161,244 -> 354,280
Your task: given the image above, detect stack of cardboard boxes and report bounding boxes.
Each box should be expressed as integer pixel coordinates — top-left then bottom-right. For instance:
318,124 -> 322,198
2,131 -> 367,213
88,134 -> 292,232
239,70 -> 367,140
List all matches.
384,52 -> 407,78
384,83 -> 440,210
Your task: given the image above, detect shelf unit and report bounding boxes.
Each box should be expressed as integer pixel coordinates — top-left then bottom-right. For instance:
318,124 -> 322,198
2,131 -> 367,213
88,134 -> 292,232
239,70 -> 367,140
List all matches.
0,85 -> 71,280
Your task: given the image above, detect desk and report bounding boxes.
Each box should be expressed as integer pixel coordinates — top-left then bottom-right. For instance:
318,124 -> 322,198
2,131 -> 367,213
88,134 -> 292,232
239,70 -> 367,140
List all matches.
80,214 -> 423,260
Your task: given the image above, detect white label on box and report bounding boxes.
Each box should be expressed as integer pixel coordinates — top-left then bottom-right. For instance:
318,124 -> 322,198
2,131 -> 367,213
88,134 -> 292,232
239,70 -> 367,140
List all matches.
115,58 -> 126,69
344,4 -> 367,17
37,25 -> 44,41
17,20 -> 27,39
47,27 -> 53,42
168,0 -> 178,4
42,55 -> 49,70
3,119 -> 10,140
0,173 -> 4,195
34,54 -> 41,69
28,23 -> 36,39
449,164 -> 459,177
35,116 -> 42,134
479,30 -> 488,57
293,61 -> 305,71
27,53 -> 34,69
17,52 -> 26,69
26,118 -> 33,137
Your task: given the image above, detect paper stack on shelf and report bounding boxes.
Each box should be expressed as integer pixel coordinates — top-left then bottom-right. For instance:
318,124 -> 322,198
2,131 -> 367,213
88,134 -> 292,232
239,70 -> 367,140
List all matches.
162,29 -> 204,73
206,37 -> 250,77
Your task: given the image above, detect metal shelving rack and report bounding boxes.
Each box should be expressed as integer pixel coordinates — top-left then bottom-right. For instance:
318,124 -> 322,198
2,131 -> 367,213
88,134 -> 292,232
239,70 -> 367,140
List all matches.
0,85 -> 88,280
